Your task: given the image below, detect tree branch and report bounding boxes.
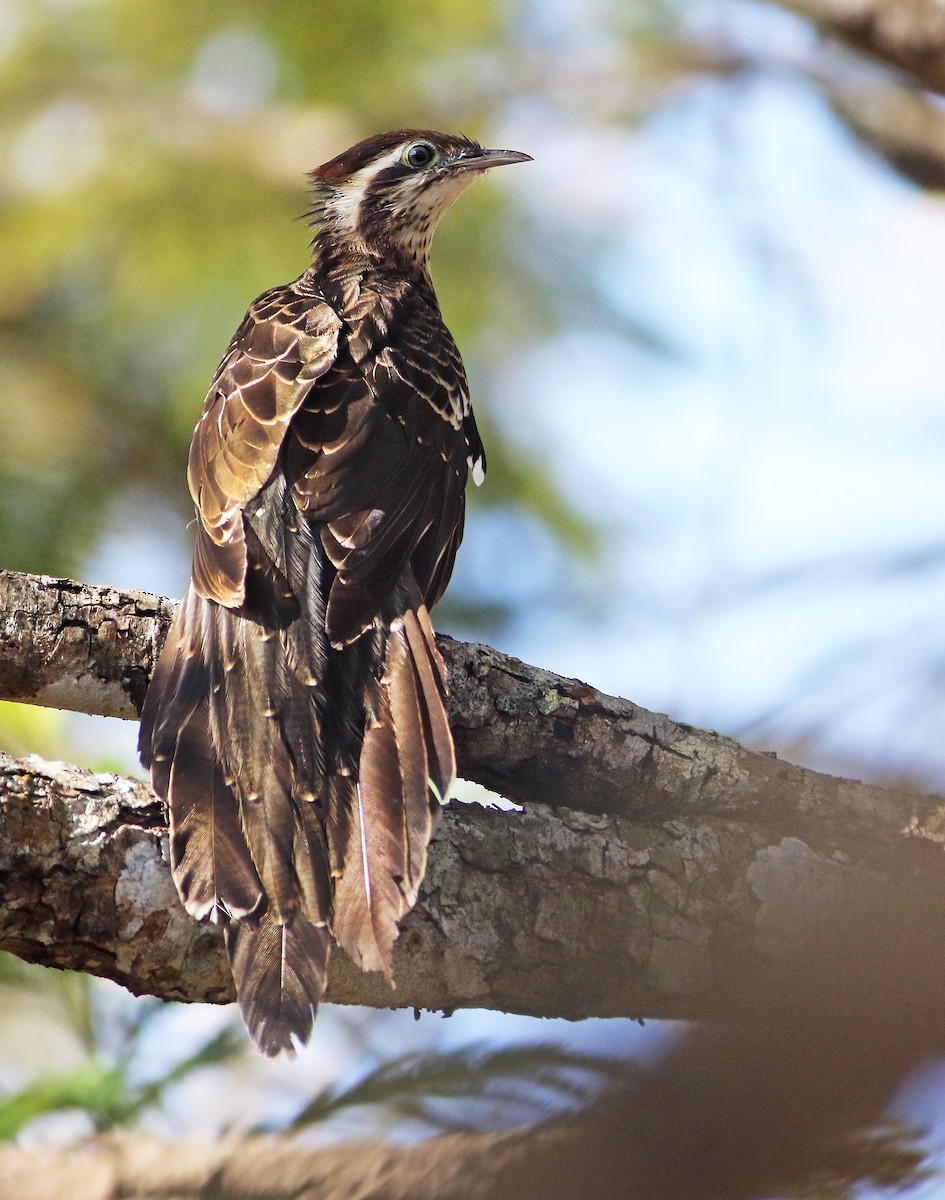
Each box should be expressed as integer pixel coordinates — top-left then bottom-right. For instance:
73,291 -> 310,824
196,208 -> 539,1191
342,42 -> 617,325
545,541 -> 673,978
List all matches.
0,568 -> 932,824
1,568 -> 944,1021
819,61 -> 945,187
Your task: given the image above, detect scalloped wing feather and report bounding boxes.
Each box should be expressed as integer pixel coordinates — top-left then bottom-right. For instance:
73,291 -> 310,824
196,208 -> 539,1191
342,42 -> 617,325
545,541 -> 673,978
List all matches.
187,288 -> 342,608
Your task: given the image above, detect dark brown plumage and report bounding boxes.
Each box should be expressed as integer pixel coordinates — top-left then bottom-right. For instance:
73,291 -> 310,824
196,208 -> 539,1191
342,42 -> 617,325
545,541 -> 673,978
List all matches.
138,130 -> 531,1054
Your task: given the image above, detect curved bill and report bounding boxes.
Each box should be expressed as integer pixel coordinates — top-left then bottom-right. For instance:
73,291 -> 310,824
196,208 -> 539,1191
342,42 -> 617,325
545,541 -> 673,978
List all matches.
453,147 -> 533,172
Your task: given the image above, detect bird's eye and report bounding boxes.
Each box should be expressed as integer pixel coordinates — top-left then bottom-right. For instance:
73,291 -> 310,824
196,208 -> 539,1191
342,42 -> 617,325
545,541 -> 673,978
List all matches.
404,141 -> 437,170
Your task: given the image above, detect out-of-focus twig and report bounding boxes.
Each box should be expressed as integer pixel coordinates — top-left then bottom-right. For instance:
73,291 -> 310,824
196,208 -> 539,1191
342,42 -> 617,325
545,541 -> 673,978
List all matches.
0,877 -> 942,1199
782,0 -> 945,96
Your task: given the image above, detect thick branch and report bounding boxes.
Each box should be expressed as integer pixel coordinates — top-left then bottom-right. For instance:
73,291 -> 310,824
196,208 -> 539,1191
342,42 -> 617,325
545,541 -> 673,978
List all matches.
1,569 -> 944,1020
0,569 -> 931,825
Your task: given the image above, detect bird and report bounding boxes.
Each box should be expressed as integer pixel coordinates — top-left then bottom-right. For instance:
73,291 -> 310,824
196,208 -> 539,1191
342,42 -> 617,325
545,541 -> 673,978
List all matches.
138,129 -> 532,1055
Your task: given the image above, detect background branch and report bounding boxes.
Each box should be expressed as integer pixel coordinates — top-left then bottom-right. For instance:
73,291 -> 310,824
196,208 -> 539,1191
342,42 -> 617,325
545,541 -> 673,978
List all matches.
783,0 -> 945,95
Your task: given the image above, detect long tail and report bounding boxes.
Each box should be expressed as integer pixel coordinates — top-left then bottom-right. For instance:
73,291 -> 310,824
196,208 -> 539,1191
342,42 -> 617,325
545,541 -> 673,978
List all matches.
139,574 -> 333,1056
139,494 -> 453,1054
331,601 -> 454,976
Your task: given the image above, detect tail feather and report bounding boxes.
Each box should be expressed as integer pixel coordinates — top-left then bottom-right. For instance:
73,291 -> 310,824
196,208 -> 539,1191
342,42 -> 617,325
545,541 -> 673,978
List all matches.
332,698 -> 405,977
225,910 -> 330,1057
293,791 -> 333,923
403,607 -> 455,799
205,599 -> 300,923
386,622 -> 435,895
168,705 -> 264,923
142,591 -> 266,925
330,603 -> 449,978
139,586 -> 205,782
141,488 -> 455,1052
325,771 -> 356,882
142,543 -> 336,1053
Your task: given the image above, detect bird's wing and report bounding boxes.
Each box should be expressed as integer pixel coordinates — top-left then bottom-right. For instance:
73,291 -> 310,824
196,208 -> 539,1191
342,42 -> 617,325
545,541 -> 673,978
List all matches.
287,282 -> 485,646
141,283 -> 344,1056
186,284 -> 343,608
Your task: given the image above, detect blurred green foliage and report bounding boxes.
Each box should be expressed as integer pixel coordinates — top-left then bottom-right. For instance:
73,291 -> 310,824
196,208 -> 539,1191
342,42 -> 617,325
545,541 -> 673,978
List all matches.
0,954 -> 248,1138
0,0 -> 578,582
783,1123 -> 931,1200
0,0 -> 609,1156
0,700 -> 66,759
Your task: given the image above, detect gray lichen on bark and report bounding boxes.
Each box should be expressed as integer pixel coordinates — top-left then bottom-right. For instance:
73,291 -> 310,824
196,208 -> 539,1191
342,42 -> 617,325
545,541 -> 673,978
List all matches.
0,570 -> 170,720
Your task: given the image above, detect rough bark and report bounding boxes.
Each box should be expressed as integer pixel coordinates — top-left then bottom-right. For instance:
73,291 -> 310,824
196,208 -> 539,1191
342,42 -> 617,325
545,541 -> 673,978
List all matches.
775,0 -> 945,187
0,571 -> 170,723
1,569 -> 944,1021
4,576 -> 945,1198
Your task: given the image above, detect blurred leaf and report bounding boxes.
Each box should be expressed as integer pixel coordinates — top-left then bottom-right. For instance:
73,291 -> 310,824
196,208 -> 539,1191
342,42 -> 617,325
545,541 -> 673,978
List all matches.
782,1121 -> 931,1199
280,1042 -> 626,1135
0,956 -> 95,1053
129,1025 -> 247,1114
0,1018 -> 246,1140
0,701 -> 67,759
0,1060 -> 131,1139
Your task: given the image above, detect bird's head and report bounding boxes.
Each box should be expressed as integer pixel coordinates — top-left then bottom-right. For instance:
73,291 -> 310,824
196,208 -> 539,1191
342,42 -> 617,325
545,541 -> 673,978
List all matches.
307,129 -> 531,274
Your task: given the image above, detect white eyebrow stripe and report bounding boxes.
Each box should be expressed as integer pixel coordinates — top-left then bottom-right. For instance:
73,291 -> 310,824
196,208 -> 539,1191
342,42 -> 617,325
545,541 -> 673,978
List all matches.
329,145 -> 407,235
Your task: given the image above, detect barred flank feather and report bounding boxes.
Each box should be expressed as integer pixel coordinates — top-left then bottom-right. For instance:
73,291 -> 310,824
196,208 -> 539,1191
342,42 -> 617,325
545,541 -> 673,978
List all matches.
139,128 -> 528,1054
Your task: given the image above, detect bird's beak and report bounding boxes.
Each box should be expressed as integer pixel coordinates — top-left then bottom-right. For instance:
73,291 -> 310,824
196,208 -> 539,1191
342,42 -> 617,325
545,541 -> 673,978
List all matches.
452,147 -> 533,172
